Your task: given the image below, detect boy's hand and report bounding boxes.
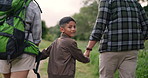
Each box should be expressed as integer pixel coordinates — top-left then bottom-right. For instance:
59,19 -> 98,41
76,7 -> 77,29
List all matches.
83,52 -> 90,63
42,49 -> 46,52
86,56 -> 90,62
40,49 -> 47,60
42,48 -> 47,52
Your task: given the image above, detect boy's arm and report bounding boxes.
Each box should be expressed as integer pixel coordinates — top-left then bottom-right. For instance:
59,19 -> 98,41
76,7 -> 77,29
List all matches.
69,41 -> 90,63
40,45 -> 52,60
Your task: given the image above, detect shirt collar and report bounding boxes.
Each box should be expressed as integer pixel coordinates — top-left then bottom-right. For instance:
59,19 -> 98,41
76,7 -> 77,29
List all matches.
60,33 -> 71,38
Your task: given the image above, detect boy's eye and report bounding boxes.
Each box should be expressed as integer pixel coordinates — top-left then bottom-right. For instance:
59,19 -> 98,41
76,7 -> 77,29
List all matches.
68,26 -> 76,29
68,26 -> 72,28
73,26 -> 76,28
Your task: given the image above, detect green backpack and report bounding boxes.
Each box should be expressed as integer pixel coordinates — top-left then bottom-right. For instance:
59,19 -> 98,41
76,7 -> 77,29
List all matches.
0,0 -> 40,60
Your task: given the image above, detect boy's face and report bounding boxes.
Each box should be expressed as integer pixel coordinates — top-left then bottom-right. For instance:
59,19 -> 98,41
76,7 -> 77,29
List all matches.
60,21 -> 76,37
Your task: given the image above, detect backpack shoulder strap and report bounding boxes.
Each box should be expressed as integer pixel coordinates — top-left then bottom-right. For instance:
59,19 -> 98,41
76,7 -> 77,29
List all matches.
33,52 -> 41,78
34,0 -> 42,13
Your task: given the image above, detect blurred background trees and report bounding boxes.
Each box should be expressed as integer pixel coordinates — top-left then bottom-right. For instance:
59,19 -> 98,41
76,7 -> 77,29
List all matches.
42,0 -> 148,41
42,0 -> 97,41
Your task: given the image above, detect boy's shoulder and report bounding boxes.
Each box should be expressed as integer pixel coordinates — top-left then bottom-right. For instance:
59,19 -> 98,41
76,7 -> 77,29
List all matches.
61,37 -> 76,45
63,37 -> 76,43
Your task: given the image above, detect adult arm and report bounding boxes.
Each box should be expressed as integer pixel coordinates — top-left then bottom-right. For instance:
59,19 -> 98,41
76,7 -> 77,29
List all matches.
84,40 -> 97,57
31,2 -> 42,45
25,2 -> 42,46
138,3 -> 148,40
84,1 -> 111,57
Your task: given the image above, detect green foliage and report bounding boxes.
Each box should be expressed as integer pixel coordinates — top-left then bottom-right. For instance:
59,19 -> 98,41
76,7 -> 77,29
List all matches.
44,0 -> 98,41
41,20 -> 61,41
39,40 -> 52,50
47,25 -> 61,40
73,1 -> 98,40
136,51 -> 148,78
40,60 -> 48,78
42,22 -> 61,41
42,21 -> 48,39
136,40 -> 148,78
0,74 -> 2,78
82,0 -> 96,6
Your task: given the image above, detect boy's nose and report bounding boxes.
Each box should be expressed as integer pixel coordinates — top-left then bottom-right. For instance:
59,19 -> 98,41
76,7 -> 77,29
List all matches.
71,27 -> 76,30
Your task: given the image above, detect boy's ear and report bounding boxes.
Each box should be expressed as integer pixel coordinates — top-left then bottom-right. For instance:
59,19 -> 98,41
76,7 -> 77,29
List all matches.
60,27 -> 64,33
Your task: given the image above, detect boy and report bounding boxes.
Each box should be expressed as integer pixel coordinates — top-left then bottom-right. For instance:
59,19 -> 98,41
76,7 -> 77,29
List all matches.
41,16 -> 90,78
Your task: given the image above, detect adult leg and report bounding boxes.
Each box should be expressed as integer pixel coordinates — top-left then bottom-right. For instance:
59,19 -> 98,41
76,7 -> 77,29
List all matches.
10,54 -> 35,78
118,50 -> 138,78
11,70 -> 29,78
0,60 -> 11,78
99,52 -> 119,78
3,73 -> 11,78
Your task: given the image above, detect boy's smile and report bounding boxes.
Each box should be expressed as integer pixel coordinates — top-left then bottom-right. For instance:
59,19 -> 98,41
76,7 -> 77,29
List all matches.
60,21 -> 76,37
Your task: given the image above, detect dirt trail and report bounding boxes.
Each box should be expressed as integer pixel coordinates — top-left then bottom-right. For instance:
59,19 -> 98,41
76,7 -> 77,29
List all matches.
28,60 -> 45,78
28,70 -> 37,78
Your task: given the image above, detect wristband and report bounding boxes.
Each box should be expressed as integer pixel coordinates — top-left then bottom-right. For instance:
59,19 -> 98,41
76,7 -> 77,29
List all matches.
86,47 -> 92,51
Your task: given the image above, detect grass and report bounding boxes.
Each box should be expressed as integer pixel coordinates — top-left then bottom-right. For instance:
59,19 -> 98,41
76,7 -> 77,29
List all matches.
39,40 -> 148,78
0,40 -> 147,78
39,40 -> 52,50
136,40 -> 148,78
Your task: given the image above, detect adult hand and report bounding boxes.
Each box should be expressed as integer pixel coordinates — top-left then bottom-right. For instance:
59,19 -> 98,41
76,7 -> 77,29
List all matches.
84,50 -> 91,57
84,40 -> 97,57
42,49 -> 46,52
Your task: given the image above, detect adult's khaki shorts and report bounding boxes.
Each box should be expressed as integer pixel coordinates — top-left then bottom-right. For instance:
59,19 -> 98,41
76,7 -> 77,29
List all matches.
0,54 -> 36,74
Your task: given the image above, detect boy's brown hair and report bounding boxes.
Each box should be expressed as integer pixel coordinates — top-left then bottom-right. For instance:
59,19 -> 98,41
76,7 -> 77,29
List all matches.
59,16 -> 76,27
